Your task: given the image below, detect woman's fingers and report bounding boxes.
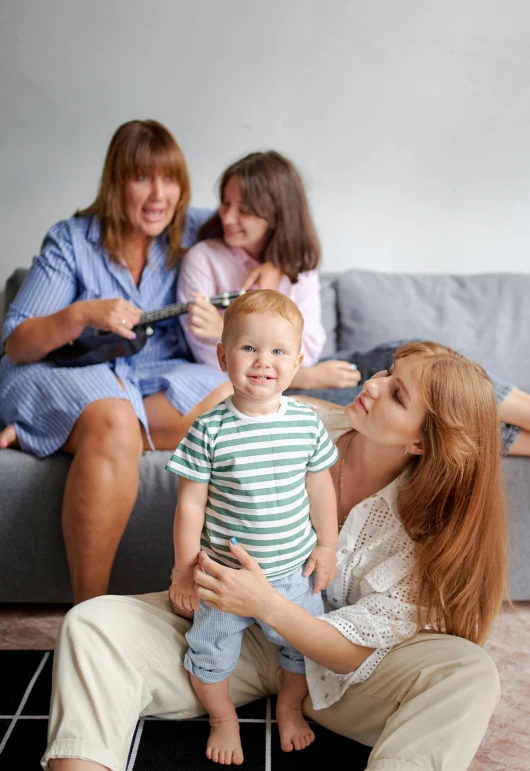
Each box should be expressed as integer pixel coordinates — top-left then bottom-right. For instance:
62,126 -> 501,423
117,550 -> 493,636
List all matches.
114,322 -> 138,341
188,297 -> 224,338
93,299 -> 142,339
322,361 -> 361,388
189,293 -> 215,314
189,304 -> 218,325
196,586 -> 220,604
197,551 -> 226,578
228,539 -> 258,570
193,568 -> 220,591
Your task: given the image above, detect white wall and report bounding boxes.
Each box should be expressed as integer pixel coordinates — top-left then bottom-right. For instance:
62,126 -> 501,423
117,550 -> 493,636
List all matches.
2,0 -> 530,296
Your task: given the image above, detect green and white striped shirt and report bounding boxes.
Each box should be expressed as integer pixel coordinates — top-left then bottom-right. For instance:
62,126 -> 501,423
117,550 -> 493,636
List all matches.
166,396 -> 339,579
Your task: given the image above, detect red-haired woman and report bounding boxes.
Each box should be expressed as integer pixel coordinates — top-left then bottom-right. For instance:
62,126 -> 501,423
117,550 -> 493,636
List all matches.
43,342 -> 506,771
0,120 -> 231,604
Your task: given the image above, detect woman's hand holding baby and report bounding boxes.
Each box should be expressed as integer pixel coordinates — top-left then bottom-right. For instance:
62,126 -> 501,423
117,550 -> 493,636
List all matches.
193,541 -> 277,619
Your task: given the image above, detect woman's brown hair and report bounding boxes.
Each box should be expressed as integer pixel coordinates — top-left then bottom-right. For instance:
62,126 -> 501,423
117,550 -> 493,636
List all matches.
394,342 -> 508,645
199,151 -> 320,282
77,119 -> 191,268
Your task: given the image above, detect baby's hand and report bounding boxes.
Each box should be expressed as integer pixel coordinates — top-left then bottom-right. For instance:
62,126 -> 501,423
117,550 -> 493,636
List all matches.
303,546 -> 337,593
169,569 -> 201,614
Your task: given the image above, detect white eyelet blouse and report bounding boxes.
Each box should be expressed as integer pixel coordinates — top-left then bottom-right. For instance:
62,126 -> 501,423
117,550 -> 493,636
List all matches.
304,403 -> 418,710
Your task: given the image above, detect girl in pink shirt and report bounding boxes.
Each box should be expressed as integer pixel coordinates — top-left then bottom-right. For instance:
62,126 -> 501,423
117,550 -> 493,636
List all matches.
177,151 -> 361,391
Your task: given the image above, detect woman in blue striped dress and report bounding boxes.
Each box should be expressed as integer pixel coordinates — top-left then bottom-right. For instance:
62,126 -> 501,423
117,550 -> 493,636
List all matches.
0,120 -> 232,604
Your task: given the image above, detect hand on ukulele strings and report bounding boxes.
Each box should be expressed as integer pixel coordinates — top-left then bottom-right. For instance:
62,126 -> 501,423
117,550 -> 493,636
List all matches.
188,292 -> 224,339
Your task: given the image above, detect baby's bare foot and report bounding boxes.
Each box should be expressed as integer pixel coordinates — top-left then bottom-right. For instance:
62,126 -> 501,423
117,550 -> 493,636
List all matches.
206,713 -> 244,765
276,700 -> 315,752
0,424 -> 17,449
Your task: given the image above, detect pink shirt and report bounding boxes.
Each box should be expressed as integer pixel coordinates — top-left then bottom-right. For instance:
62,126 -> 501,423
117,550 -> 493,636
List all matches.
177,238 -> 326,370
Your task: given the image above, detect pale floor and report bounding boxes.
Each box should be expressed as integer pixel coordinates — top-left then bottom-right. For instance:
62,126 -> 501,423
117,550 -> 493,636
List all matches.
0,601 -> 528,770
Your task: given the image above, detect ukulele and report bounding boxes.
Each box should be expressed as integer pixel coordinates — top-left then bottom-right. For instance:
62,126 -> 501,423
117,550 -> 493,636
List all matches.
48,290 -> 244,367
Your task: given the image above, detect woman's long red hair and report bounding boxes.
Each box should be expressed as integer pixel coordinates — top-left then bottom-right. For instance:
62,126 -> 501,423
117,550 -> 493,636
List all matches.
395,342 -> 508,645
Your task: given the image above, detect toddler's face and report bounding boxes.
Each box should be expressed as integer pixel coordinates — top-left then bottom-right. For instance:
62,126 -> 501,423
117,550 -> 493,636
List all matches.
217,312 -> 303,406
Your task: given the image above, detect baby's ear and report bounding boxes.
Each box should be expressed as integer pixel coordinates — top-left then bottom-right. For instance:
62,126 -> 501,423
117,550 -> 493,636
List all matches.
294,351 -> 304,373
217,342 -> 227,372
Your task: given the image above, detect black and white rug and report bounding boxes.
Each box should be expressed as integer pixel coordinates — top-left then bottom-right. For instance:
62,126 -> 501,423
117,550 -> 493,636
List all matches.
0,651 -> 372,770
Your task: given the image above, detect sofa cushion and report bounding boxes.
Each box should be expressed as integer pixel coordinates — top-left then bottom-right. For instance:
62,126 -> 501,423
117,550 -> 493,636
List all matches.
319,274 -> 338,359
0,447 -> 179,602
336,269 -> 530,391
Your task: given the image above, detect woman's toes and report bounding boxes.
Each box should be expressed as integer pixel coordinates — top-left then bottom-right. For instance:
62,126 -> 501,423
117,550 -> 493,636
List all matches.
0,424 -> 17,449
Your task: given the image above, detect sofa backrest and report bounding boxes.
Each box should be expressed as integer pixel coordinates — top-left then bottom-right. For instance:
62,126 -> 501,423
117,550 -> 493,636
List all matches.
4,267 -> 530,392
329,269 -> 530,392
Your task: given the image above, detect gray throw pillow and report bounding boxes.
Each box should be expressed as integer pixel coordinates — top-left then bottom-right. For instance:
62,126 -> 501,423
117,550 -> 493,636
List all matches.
335,269 -> 530,391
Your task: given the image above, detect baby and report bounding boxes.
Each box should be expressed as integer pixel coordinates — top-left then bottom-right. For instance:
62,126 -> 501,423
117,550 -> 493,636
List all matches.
166,289 -> 338,765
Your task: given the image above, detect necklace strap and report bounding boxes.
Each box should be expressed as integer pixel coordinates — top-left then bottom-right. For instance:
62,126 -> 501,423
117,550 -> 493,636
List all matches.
338,431 -> 356,529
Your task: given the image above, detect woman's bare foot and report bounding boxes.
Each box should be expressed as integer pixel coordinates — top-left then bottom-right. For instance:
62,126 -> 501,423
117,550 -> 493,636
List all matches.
206,713 -> 244,765
0,423 -> 18,449
276,698 -> 315,752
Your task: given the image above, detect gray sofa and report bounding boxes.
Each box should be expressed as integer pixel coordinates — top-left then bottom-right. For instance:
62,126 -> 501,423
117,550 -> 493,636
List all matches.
1,268 -> 529,602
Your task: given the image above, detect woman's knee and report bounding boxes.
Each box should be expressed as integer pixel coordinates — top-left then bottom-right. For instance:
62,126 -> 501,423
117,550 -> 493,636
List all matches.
68,399 -> 143,457
462,643 -> 500,705
412,635 -> 501,711
58,597 -> 114,650
58,596 -> 141,656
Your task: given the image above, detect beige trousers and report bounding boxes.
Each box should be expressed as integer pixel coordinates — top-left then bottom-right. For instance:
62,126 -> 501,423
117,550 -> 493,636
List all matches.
42,592 -> 500,771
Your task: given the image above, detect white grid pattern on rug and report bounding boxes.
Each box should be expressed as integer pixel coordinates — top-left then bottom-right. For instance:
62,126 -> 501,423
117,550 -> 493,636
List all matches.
0,651 -> 293,771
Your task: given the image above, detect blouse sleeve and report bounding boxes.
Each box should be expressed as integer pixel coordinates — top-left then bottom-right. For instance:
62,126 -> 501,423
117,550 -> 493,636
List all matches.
3,221 -> 78,343
291,270 -> 326,367
305,553 -> 418,708
321,567 -> 418,650
176,245 -> 222,370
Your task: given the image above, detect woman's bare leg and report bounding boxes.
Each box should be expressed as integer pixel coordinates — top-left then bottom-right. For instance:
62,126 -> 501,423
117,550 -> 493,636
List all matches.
497,388 -> 530,456
507,429 -> 530,456
144,382 -> 233,450
498,387 -> 530,431
61,399 -> 143,604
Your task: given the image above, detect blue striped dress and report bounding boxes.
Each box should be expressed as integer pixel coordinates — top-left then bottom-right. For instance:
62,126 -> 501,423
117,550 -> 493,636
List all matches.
0,208 -> 228,457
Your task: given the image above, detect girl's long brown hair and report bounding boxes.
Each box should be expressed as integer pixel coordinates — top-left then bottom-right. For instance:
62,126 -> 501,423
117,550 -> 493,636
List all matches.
199,151 -> 320,282
77,119 -> 191,268
395,342 -> 507,645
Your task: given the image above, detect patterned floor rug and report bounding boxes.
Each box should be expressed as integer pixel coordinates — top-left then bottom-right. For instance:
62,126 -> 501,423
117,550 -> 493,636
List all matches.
0,650 -> 372,770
